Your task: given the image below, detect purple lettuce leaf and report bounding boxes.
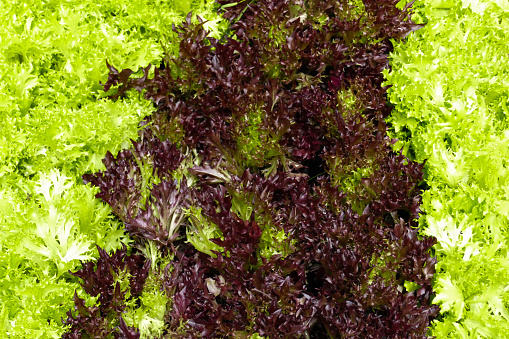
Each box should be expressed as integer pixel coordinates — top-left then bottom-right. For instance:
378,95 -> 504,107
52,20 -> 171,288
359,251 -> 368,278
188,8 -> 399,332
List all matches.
62,245 -> 149,338
77,0 -> 440,337
125,179 -> 189,249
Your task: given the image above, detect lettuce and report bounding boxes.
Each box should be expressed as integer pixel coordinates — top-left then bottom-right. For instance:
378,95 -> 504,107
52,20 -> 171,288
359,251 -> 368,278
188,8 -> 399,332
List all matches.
0,0 -> 227,336
384,0 -> 509,336
77,0 -> 439,336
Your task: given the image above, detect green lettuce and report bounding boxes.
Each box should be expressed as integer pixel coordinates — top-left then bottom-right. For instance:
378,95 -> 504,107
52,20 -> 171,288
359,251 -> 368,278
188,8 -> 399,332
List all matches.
384,0 -> 509,336
0,0 -> 227,336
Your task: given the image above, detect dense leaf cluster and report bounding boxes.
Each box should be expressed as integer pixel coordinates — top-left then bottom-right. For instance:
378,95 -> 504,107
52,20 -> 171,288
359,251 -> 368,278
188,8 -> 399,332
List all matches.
0,0 -> 226,336
66,0 -> 439,337
384,0 -> 509,336
63,245 -> 150,339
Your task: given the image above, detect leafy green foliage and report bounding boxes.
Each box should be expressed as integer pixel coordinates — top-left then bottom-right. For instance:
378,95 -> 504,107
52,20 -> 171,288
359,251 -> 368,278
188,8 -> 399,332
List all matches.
0,169 -> 127,338
185,205 -> 225,257
0,0 -> 226,337
122,262 -> 170,339
384,0 -> 509,336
